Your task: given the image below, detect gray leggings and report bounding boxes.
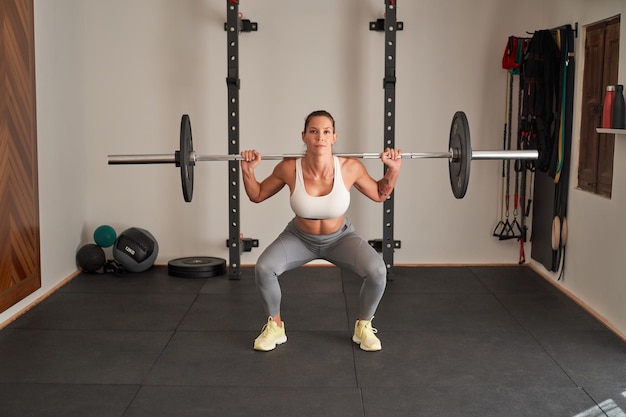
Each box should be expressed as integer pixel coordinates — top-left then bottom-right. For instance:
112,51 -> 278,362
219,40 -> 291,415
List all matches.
255,218 -> 387,320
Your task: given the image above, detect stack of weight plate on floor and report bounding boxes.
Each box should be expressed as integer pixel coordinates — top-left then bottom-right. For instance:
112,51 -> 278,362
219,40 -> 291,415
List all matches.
168,256 -> 227,278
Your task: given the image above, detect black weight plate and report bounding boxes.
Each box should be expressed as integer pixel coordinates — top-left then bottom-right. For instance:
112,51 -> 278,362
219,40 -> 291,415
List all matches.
179,114 -> 195,202
168,256 -> 227,272
448,111 -> 471,199
168,267 -> 227,278
168,256 -> 227,278
168,263 -> 227,274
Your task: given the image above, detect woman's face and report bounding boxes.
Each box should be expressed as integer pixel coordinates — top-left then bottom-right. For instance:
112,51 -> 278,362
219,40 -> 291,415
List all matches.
302,116 -> 336,153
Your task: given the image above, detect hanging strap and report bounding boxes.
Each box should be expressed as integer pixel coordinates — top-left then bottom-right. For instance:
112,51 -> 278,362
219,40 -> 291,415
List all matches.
493,74 -> 509,237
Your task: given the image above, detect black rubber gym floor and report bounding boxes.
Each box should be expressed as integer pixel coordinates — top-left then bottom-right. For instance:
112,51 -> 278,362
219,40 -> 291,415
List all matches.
0,265 -> 625,417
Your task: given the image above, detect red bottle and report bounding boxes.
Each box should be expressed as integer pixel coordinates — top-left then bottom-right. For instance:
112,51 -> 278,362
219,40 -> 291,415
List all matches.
602,85 -> 615,128
612,85 -> 625,129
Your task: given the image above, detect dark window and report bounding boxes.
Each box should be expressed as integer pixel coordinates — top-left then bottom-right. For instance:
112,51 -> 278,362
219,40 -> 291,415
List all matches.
578,16 -> 620,198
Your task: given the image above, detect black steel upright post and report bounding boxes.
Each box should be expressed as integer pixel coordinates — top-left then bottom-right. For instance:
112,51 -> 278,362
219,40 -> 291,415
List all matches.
224,1 -> 258,279
382,0 -> 398,278
225,0 -> 242,279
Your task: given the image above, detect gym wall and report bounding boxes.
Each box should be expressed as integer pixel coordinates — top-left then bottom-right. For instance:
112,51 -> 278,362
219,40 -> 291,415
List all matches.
2,0 -> 625,339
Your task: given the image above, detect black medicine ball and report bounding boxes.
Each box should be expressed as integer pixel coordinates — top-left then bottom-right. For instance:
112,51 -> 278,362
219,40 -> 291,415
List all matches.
76,244 -> 106,273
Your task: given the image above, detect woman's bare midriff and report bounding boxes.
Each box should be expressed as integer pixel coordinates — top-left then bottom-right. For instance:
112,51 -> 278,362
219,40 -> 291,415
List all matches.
295,215 -> 345,235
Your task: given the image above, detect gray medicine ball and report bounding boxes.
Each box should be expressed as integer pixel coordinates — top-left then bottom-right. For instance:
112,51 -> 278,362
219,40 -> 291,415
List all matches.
112,227 -> 158,272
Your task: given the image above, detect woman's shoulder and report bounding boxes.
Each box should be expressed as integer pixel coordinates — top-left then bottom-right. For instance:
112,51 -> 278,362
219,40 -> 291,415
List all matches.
273,158 -> 296,177
338,156 -> 365,171
338,156 -> 367,184
278,158 -> 297,168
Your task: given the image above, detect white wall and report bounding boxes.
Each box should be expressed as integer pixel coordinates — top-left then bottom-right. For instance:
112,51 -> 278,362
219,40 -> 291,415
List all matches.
1,0 -> 624,338
85,0 -> 543,265
0,1 -> 88,325
541,0 -> 626,338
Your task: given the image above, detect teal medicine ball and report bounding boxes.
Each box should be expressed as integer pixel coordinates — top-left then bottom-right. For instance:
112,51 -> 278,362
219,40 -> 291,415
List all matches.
94,225 -> 117,248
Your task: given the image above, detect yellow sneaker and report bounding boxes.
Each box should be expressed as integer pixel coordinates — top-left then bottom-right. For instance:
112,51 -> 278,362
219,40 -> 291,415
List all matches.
352,319 -> 382,351
254,317 -> 287,351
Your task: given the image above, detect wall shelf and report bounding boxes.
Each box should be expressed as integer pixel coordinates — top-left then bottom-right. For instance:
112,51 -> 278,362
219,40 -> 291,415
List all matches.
597,128 -> 626,135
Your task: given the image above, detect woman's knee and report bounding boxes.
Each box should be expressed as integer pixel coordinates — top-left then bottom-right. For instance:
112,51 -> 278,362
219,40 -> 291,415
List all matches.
255,256 -> 278,286
365,258 -> 387,288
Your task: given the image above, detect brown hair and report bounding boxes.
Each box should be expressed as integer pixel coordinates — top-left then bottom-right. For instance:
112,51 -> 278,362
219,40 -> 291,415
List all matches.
303,110 -> 335,132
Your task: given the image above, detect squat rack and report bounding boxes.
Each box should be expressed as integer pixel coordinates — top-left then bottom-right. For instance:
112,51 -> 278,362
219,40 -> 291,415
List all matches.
223,0 -> 402,279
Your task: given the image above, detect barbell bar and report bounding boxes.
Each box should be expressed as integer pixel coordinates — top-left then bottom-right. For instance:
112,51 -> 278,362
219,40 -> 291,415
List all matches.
108,150 -> 532,164
107,111 -> 538,201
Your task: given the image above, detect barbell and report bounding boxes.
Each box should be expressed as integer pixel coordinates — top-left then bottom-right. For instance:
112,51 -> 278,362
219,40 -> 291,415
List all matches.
107,111 -> 538,201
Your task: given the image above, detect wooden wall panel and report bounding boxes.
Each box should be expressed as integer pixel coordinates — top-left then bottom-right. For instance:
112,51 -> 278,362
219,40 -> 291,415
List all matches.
0,0 -> 41,312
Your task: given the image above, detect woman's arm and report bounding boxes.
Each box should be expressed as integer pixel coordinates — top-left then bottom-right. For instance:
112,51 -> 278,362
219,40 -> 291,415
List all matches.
351,148 -> 402,203
241,150 -> 290,203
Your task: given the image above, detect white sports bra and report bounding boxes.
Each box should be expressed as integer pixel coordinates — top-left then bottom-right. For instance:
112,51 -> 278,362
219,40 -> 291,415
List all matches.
290,157 -> 351,220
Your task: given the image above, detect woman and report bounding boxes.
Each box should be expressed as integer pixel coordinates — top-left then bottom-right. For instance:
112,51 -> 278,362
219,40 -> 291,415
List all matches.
241,110 -> 402,352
